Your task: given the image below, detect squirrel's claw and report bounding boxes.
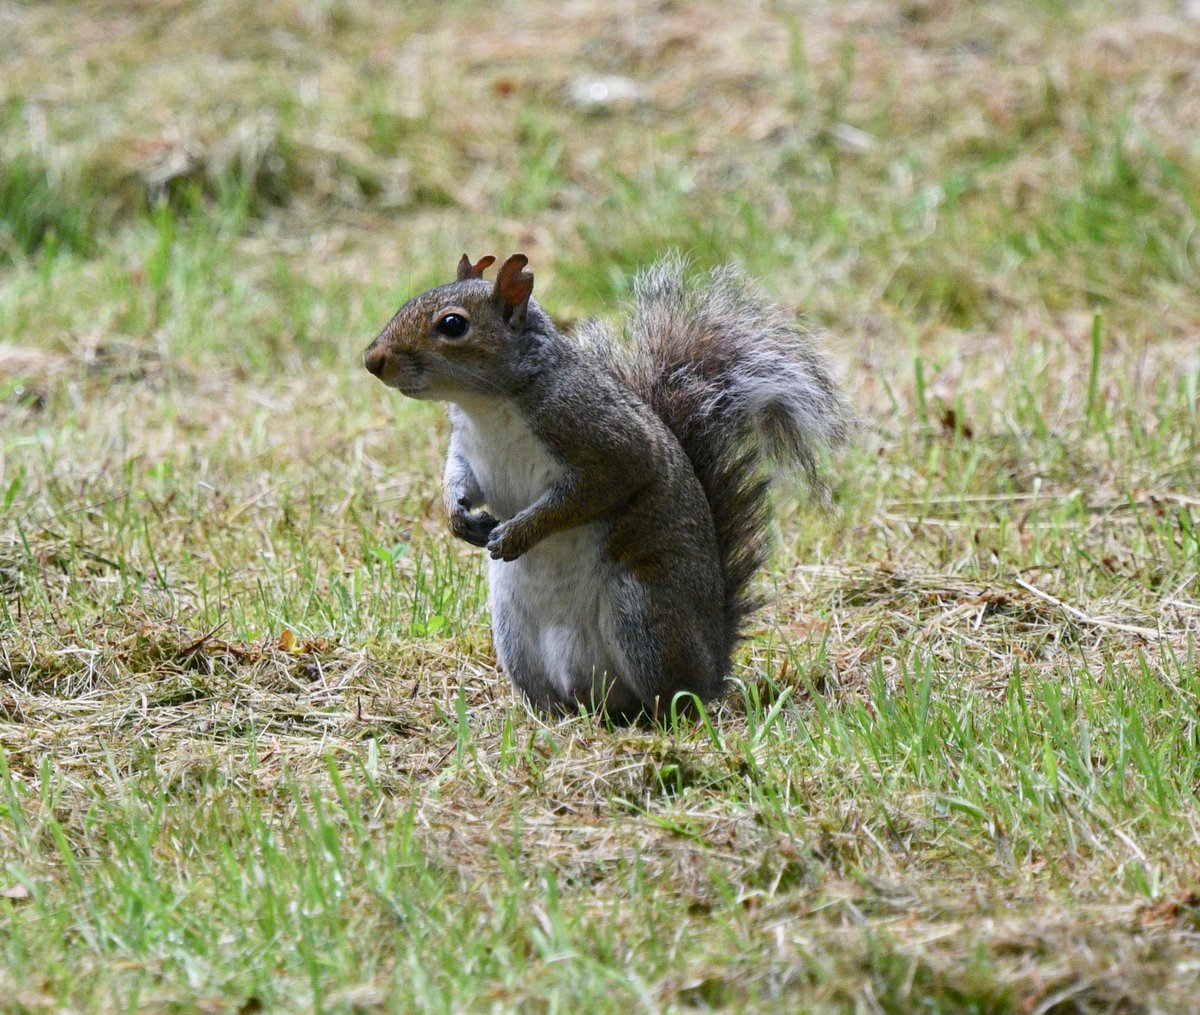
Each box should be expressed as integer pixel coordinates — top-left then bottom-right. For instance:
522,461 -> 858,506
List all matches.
451,508 -> 498,548
486,520 -> 526,561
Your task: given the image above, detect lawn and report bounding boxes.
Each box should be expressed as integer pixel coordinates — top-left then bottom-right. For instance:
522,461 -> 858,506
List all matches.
2,1 -> 1199,1011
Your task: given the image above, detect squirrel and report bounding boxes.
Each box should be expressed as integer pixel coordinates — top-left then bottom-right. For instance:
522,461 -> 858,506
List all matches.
363,252 -> 853,721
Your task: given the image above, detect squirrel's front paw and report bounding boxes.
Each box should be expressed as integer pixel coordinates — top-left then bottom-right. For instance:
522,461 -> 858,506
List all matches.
450,506 -> 499,548
486,520 -> 529,561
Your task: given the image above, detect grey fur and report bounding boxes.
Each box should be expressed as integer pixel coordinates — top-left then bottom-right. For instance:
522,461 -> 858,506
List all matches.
586,255 -> 853,492
581,256 -> 854,649
363,254 -> 852,720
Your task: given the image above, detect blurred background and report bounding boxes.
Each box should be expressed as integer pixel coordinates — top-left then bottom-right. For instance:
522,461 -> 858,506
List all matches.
3,0 -> 1197,375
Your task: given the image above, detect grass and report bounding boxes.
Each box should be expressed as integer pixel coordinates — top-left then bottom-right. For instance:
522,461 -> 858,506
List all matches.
2,0 -> 1200,1011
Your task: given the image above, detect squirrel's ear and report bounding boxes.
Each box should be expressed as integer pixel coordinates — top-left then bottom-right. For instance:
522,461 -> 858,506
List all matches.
456,253 -> 496,282
492,253 -> 534,328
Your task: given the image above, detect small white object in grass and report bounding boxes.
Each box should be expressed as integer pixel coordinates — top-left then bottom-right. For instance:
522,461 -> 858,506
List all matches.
568,75 -> 646,110
832,122 -> 875,154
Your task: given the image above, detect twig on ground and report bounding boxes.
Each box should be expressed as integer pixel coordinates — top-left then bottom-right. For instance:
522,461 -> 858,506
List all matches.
1013,577 -> 1162,640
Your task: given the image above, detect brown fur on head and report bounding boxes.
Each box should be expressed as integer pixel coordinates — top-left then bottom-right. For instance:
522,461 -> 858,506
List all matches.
361,252 -> 544,401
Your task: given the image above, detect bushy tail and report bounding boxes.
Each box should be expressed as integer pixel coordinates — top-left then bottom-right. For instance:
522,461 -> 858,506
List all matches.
582,256 -> 854,650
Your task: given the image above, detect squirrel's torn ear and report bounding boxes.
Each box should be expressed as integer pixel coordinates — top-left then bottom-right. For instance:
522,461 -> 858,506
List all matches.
493,254 -> 534,328
457,254 -> 496,281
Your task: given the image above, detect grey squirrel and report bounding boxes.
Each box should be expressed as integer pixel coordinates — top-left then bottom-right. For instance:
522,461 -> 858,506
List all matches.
363,253 -> 852,720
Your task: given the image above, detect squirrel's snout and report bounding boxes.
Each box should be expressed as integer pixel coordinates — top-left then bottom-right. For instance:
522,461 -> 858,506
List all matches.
363,345 -> 387,378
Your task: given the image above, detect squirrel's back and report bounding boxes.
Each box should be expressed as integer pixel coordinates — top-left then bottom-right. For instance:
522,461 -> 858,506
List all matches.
579,257 -> 854,653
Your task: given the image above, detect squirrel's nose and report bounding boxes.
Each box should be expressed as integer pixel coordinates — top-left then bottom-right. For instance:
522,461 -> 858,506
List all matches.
363,345 -> 387,378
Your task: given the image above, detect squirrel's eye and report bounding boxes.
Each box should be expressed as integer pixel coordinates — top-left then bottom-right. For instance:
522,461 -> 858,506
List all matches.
435,313 -> 469,339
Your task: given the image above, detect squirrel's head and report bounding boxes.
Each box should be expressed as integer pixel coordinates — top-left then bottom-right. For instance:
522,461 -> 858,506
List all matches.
363,252 -> 549,401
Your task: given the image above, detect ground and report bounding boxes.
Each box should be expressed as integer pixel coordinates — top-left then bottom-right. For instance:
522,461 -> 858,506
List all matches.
2,1 -> 1199,1012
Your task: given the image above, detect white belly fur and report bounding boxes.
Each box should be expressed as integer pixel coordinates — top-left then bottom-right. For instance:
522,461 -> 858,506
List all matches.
450,399 -> 638,702
488,526 -> 630,700
451,398 -> 561,521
